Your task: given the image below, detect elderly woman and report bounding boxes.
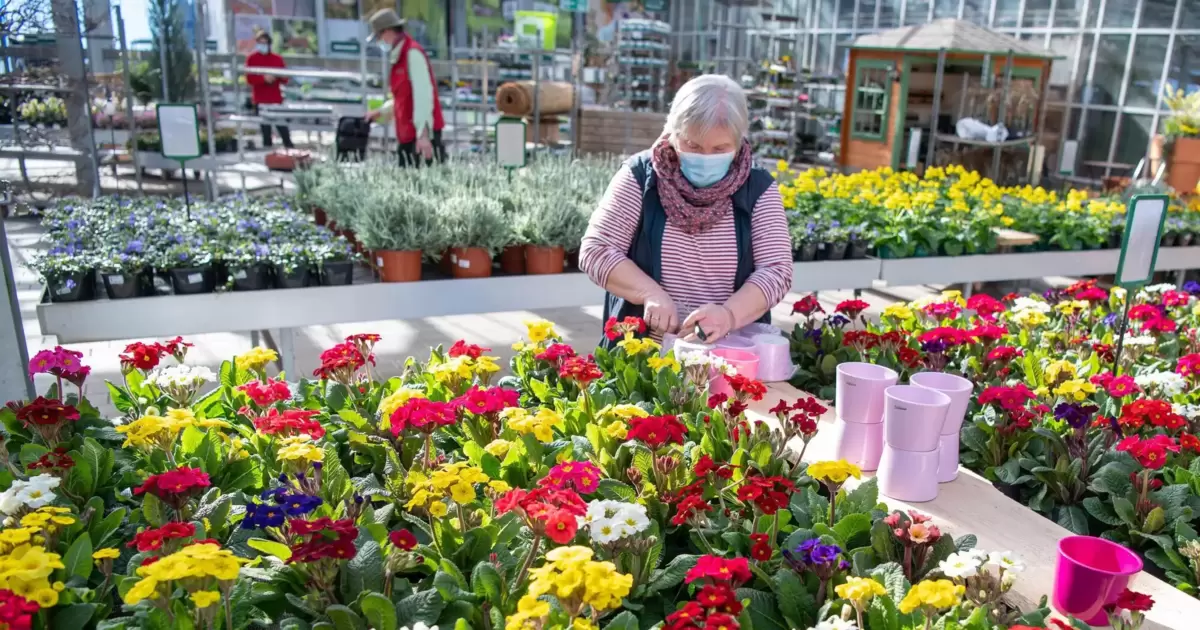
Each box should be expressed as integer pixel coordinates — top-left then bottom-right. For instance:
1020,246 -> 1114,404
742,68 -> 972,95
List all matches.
580,75 -> 793,346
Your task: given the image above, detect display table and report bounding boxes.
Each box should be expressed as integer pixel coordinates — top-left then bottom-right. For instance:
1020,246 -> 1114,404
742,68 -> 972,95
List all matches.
748,382 -> 1196,630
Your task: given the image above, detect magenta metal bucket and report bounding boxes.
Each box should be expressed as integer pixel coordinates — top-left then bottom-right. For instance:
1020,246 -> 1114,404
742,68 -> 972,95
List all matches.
831,417 -> 884,471
877,444 -> 939,502
711,348 -> 759,381
835,362 -> 899,424
1054,536 -> 1143,625
883,385 -> 951,452
910,371 -> 974,436
937,433 -> 959,482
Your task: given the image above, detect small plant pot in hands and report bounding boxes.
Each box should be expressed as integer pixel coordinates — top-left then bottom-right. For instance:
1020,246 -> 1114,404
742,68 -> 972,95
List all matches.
450,247 -> 492,279
228,262 -> 272,291
376,250 -> 423,283
48,269 -> 96,303
525,245 -> 565,275
320,261 -> 354,286
102,270 -> 155,299
170,265 -> 216,295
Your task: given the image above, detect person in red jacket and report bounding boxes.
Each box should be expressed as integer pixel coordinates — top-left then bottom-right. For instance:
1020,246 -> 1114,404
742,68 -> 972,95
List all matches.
245,31 -> 294,149
364,9 -> 446,167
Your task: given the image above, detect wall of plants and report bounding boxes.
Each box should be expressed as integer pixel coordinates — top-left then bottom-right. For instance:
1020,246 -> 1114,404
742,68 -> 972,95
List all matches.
788,280 -> 1200,602
777,164 -> 1200,260
0,318 -> 1137,630
30,197 -> 359,302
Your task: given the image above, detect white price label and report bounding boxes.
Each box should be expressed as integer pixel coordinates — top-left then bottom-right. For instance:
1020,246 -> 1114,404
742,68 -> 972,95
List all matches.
450,254 -> 458,263
187,273 -> 203,284
55,286 -> 71,295
376,257 -> 384,267
234,270 -> 248,280
108,275 -> 125,286
458,259 -> 470,268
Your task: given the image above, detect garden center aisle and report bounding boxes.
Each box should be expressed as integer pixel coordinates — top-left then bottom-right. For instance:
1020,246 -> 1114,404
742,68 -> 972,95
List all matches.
6,215 -> 1061,416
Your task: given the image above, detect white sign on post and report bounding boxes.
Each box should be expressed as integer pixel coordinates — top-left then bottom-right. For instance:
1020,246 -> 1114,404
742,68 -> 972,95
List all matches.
1115,194 -> 1169,288
155,104 -> 202,160
495,119 -> 527,168
1059,140 -> 1078,176
906,128 -> 922,169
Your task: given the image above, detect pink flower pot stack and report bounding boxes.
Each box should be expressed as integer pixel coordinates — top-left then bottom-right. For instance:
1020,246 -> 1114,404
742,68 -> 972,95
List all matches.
877,385 -> 951,503
708,348 -> 759,397
909,371 -> 973,483
831,362 -> 899,471
1054,536 -> 1143,625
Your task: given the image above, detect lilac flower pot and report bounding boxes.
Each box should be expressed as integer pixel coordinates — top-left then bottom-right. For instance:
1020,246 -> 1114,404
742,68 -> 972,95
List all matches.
878,444 -> 940,502
739,323 -> 781,337
910,371 -> 974,436
831,417 -> 884,471
836,363 -> 899,424
938,433 -> 959,483
1054,536 -> 1143,625
673,339 -> 714,357
752,334 -> 794,382
884,385 -> 951,452
716,335 -> 755,351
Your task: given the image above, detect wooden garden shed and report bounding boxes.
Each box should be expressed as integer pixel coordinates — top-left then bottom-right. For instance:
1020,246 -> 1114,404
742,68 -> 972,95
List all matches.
840,19 -> 1056,180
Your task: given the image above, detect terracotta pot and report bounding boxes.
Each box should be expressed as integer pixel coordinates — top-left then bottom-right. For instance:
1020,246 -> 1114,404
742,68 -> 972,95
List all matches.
313,208 -> 327,226
376,250 -> 423,283
525,245 -> 565,275
1168,137 -> 1200,195
499,246 -> 526,274
449,247 -> 493,279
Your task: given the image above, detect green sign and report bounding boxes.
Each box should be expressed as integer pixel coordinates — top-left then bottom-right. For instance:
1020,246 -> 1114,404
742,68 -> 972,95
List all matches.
559,0 -> 587,12
331,41 -> 361,54
644,0 -> 667,11
1114,194 -> 1169,289
514,11 -> 558,50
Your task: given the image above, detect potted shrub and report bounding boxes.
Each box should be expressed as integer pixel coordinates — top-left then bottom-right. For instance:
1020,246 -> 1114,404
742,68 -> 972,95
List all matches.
497,192 -> 528,275
222,242 -> 272,291
96,242 -> 156,299
442,195 -> 508,279
162,243 -> 216,295
354,186 -> 441,283
1163,87 -> 1200,195
31,249 -> 96,303
517,199 -> 577,275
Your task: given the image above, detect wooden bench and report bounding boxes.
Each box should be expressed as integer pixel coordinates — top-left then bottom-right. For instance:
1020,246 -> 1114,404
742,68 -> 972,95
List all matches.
748,382 -> 1195,630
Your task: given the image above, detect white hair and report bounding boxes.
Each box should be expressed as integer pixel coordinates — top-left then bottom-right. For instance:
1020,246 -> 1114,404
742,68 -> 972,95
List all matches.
664,74 -> 749,146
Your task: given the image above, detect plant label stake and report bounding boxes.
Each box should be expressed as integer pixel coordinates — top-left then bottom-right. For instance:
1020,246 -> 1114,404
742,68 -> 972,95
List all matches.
156,103 -> 202,219
495,117 -> 527,183
1110,194 -> 1169,377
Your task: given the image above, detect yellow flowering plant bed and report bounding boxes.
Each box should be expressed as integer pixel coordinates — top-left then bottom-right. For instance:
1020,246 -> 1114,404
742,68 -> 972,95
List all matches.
0,319 -> 1115,629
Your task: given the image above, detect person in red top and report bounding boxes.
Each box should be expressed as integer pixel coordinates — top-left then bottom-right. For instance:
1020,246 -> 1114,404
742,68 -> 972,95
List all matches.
245,30 -> 294,149
364,9 -> 446,167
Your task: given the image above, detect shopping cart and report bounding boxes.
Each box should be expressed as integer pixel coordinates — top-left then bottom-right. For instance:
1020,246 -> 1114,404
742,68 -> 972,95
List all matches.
336,116 -> 372,162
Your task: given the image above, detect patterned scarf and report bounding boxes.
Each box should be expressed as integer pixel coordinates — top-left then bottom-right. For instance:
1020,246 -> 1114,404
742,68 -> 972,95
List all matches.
650,135 -> 753,235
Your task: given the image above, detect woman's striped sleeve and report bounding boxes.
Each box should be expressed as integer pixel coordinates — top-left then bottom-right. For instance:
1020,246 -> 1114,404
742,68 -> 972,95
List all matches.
745,182 -> 794,306
579,165 -> 643,288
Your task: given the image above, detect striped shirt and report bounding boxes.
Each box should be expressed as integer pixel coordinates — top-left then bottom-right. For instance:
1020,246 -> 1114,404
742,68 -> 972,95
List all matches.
579,165 -> 794,323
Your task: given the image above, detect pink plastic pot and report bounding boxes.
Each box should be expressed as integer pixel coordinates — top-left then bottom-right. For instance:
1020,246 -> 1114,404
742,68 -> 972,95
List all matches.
1054,536 -> 1143,625
877,444 -> 940,502
831,417 -> 884,471
835,363 -> 899,424
938,433 -> 959,483
753,334 -> 794,382
883,385 -> 951,452
709,375 -> 733,398
711,348 -> 759,381
716,335 -> 755,351
910,371 -> 974,436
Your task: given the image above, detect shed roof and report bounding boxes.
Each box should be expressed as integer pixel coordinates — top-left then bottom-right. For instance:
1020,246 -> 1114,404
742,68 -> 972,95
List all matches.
851,19 -> 1055,58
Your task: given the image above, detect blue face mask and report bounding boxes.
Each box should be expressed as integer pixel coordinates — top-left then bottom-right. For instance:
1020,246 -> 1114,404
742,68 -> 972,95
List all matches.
679,151 -> 735,188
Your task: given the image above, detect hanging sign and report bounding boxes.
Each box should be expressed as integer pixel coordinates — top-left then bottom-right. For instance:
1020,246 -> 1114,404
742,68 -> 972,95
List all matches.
495,118 -> 527,168
156,104 -> 201,160
1115,194 -> 1169,289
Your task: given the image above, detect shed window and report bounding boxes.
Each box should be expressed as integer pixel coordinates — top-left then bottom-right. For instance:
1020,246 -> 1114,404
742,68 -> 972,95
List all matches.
852,64 -> 892,140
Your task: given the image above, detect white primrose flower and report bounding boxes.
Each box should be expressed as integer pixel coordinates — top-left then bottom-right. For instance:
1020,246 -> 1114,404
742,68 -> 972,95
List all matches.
0,474 -> 61,514
678,351 -> 737,376
148,364 -> 215,388
1142,283 -> 1177,295
812,617 -> 858,630
1135,371 -> 1187,397
401,624 -> 439,630
1121,334 -> 1157,348
938,551 -> 983,579
1011,297 -> 1051,314
987,550 -> 1026,573
581,500 -> 649,543
1174,404 -> 1200,420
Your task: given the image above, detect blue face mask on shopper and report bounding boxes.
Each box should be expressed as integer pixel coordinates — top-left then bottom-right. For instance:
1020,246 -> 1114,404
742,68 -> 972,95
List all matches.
679,151 -> 735,188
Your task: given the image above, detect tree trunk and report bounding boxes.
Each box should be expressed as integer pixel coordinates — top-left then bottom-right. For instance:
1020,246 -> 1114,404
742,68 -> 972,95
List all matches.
50,0 -> 99,196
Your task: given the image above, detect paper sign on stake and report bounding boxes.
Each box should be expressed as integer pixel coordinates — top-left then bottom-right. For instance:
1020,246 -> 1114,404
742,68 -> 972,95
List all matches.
495,118 -> 527,168
155,104 -> 202,160
1115,194 -> 1169,289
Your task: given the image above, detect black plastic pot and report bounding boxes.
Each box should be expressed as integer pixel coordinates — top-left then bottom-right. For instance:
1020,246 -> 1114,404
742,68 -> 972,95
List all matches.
848,240 -> 869,260
1108,231 -> 1123,249
320,260 -> 354,286
275,265 -> 312,289
47,269 -> 96,303
1161,233 -> 1178,247
796,242 -> 818,262
825,241 -> 848,261
170,265 -> 216,295
102,270 -> 155,299
229,262 -> 271,291
1179,233 -> 1195,247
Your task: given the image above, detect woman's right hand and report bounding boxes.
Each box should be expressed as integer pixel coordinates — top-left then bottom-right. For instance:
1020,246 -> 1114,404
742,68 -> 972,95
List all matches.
643,289 -> 679,335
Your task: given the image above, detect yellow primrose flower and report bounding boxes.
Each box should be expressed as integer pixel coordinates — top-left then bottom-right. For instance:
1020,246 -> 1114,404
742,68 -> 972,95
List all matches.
429,501 -> 449,517
277,435 -> 324,463
484,439 -> 512,458
603,421 -> 628,440
940,290 -> 965,306
647,355 -> 680,372
898,579 -> 965,614
430,356 -> 473,383
806,460 -> 862,484
473,355 -> 501,374
488,480 -> 512,493
504,407 -> 563,443
0,528 -> 35,546
378,387 -> 426,422
1053,379 -> 1098,402
1054,300 -> 1089,316
617,337 -> 660,355
1011,309 -> 1050,328
835,576 -> 887,604
32,588 -> 58,607
1043,360 -> 1076,385
882,303 -> 914,320
190,590 -> 221,608
92,548 -> 121,561
235,346 -> 278,372
524,320 -> 558,344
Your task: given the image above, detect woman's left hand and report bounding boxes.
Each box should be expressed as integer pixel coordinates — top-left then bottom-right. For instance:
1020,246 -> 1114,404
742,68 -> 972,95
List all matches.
681,304 -> 736,342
